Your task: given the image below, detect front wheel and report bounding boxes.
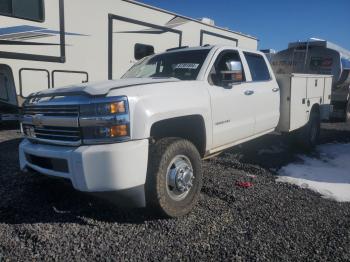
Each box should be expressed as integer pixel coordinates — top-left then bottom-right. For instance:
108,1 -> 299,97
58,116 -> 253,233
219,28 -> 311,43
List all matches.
145,138 -> 203,218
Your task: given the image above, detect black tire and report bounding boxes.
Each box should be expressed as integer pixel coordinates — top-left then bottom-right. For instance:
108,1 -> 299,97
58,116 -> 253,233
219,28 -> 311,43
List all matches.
296,111 -> 320,151
145,138 -> 203,218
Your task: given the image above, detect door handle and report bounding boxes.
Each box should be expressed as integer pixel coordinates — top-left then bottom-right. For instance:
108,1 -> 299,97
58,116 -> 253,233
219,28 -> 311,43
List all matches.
272,88 -> 280,92
244,90 -> 254,96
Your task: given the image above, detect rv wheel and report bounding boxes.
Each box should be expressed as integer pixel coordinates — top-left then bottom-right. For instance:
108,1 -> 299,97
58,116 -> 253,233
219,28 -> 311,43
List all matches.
145,138 -> 202,218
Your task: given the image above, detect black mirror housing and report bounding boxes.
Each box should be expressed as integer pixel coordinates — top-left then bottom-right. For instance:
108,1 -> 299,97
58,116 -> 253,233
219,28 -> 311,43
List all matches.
134,43 -> 155,60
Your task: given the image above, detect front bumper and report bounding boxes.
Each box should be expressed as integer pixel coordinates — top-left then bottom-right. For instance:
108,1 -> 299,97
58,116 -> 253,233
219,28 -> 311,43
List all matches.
19,139 -> 149,207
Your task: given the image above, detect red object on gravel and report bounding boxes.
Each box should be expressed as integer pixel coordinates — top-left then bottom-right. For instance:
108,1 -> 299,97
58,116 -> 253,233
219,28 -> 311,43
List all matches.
235,181 -> 253,188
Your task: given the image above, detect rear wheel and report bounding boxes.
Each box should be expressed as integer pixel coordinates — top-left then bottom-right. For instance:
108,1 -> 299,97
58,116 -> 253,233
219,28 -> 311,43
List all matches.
145,138 -> 202,218
296,111 -> 320,151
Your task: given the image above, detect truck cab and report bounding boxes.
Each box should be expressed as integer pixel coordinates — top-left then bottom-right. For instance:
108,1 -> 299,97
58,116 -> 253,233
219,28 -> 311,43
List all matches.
19,45 -> 331,217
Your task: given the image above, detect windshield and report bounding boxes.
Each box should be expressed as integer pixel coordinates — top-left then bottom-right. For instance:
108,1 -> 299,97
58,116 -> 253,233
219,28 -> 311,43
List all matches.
122,49 -> 210,80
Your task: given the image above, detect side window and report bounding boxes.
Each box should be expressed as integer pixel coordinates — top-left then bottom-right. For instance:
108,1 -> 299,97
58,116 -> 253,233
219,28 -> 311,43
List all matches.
209,51 -> 245,87
0,0 -> 44,22
244,52 -> 271,81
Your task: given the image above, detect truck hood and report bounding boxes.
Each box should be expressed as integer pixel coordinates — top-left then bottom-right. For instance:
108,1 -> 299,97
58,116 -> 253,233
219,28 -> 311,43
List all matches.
31,78 -> 180,97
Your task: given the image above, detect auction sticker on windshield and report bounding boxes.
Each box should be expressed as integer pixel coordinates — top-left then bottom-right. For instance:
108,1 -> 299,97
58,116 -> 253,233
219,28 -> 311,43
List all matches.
174,63 -> 200,69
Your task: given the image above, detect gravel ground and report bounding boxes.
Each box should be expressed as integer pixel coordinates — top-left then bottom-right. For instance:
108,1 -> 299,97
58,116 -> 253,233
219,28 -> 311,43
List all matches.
0,123 -> 349,261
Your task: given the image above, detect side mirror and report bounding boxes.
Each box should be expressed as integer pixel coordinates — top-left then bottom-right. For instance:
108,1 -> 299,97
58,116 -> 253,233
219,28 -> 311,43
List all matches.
220,60 -> 243,88
134,43 -> 155,60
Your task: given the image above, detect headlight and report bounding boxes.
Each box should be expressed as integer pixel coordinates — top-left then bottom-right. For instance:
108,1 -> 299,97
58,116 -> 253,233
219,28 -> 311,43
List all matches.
80,100 -> 127,116
79,96 -> 130,144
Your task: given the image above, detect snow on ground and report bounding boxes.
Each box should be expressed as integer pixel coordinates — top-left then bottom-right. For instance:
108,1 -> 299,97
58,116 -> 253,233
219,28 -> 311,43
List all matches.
277,143 -> 350,202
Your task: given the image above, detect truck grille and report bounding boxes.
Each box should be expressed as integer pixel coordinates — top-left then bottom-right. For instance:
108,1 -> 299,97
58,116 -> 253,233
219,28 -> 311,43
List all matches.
22,104 -> 81,146
34,126 -> 80,141
22,105 -> 79,117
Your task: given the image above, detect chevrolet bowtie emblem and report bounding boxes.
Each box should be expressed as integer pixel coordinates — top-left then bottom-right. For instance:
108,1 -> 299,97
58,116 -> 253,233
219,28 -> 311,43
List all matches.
32,114 -> 44,127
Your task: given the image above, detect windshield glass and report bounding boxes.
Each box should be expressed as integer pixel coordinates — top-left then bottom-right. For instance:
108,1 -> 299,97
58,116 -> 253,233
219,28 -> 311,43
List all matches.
122,49 -> 210,80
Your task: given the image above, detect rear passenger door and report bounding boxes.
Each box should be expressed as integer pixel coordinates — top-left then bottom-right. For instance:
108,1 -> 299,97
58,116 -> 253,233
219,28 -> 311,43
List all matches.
243,52 -> 280,135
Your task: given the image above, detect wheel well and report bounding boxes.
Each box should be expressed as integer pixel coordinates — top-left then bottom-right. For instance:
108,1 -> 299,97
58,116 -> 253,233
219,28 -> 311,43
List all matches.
150,115 -> 206,157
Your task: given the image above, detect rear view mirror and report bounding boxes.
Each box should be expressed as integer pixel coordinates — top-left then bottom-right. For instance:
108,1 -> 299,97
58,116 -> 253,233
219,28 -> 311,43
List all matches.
220,60 -> 243,87
134,43 -> 155,60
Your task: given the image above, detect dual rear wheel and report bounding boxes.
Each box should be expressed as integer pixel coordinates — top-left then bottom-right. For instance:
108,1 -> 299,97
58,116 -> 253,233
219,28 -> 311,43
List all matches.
293,110 -> 321,151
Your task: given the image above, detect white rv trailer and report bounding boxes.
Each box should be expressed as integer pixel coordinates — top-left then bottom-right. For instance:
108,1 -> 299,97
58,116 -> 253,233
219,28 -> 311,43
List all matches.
0,0 -> 258,121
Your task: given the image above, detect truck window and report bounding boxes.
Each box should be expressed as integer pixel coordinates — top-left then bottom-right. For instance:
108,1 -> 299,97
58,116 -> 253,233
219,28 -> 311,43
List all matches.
209,50 -> 245,87
244,52 -> 271,81
0,0 -> 44,22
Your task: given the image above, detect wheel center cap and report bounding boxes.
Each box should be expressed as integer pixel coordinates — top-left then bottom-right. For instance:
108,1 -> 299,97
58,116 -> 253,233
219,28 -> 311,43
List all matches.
175,167 -> 194,193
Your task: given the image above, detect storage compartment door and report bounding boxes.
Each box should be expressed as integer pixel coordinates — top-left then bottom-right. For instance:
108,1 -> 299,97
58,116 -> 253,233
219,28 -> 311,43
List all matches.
111,17 -> 182,79
0,0 -> 63,61
290,76 -> 308,131
200,31 -> 238,46
307,77 -> 324,98
52,71 -> 88,88
323,77 -> 333,104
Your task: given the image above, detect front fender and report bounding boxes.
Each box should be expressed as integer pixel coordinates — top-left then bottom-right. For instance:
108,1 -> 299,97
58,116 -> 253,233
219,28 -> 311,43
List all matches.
126,82 -> 213,151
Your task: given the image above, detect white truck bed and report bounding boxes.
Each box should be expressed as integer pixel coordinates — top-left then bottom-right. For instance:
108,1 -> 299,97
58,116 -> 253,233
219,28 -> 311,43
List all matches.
276,73 -> 333,132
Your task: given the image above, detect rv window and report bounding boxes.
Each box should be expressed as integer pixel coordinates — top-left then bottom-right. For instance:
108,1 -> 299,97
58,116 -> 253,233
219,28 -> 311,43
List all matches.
0,0 -> 44,22
244,52 -> 271,81
134,44 -> 155,60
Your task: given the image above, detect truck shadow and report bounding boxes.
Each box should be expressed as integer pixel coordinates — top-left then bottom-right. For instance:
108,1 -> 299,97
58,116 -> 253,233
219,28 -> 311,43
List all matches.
0,138 -> 159,225
221,125 -> 350,170
0,172 -> 159,225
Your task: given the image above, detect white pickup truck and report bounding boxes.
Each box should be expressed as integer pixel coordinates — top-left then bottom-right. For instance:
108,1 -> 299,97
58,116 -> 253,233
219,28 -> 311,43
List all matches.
19,45 -> 332,217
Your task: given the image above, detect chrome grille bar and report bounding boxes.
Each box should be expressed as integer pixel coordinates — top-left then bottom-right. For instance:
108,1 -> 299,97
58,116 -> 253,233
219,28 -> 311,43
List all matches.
23,105 -> 79,117
22,115 -> 79,128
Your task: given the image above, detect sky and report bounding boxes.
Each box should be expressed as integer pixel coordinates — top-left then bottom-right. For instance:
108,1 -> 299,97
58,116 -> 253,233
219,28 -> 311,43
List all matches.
138,0 -> 350,51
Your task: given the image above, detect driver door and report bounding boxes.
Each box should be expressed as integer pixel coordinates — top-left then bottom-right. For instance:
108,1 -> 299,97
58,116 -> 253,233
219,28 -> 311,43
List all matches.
207,50 -> 256,149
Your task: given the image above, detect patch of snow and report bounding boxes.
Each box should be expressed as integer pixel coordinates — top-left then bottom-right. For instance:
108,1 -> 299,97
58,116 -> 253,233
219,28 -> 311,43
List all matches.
277,143 -> 350,202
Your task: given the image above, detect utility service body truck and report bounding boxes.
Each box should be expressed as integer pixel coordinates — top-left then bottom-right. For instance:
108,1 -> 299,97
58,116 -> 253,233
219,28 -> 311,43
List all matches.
270,39 -> 350,122
0,0 -> 257,121
19,45 -> 332,217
